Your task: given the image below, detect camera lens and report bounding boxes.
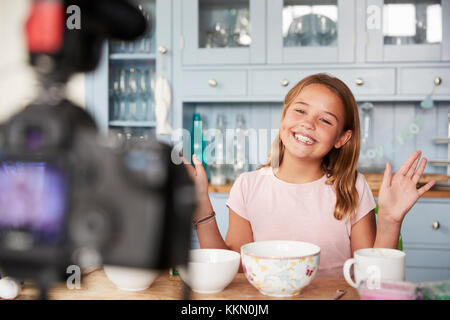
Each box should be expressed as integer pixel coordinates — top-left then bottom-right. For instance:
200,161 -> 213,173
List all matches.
26,128 -> 44,150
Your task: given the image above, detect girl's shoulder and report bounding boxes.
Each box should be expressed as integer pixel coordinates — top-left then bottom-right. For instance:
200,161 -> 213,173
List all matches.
233,166 -> 273,187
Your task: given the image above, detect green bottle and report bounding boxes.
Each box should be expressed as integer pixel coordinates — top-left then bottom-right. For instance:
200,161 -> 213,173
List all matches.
192,113 -> 203,162
375,205 -> 403,251
192,113 -> 209,178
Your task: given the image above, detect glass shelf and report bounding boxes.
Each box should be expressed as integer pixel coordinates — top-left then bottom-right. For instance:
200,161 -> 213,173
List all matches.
383,0 -> 442,46
199,0 -> 251,49
109,120 -> 157,127
283,0 -> 338,48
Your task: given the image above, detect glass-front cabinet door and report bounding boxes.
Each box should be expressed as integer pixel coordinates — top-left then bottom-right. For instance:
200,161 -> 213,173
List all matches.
366,0 -> 450,62
267,0 -> 356,63
181,0 -> 266,65
86,0 -> 172,138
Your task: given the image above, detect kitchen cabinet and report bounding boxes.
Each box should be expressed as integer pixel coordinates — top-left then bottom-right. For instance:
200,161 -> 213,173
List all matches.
401,198 -> 450,281
250,67 -> 396,97
267,0 -> 356,64
366,0 -> 450,62
85,0 -> 172,137
181,0 -> 266,65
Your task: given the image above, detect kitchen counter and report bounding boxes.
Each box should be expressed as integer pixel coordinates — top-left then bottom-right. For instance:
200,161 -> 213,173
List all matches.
209,173 -> 450,198
16,269 -> 360,300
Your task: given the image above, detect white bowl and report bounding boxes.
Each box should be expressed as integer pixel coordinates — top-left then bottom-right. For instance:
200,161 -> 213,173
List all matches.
177,249 -> 240,294
103,265 -> 160,291
241,240 -> 321,297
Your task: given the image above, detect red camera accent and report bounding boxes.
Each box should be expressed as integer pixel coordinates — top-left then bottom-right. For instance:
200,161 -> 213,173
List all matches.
25,0 -> 64,53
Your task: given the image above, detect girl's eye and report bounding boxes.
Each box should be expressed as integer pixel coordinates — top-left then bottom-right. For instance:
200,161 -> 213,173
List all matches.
295,109 -> 305,114
321,118 -> 332,125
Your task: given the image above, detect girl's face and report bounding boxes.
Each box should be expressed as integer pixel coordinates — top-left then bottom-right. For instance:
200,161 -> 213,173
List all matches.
279,83 -> 352,163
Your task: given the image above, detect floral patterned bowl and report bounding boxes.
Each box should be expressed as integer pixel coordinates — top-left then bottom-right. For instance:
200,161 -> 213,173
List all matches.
241,240 -> 320,297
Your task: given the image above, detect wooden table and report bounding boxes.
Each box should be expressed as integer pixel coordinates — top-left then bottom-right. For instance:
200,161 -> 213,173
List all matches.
16,269 -> 360,300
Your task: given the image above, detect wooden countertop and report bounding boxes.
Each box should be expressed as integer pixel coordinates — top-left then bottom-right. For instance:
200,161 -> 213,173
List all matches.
16,269 -> 360,300
208,173 -> 450,198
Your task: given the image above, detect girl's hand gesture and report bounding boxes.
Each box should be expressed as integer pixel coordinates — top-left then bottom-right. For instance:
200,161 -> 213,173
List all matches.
181,154 -> 213,219
377,150 -> 436,225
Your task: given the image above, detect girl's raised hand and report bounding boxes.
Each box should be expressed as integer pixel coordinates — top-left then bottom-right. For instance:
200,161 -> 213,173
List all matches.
377,150 -> 436,224
181,154 -> 213,221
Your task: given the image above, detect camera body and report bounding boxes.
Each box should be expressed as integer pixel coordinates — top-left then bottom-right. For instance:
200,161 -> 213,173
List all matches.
0,101 -> 196,282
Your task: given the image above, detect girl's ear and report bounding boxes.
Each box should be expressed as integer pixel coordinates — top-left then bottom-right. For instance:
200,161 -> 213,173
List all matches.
334,130 -> 352,149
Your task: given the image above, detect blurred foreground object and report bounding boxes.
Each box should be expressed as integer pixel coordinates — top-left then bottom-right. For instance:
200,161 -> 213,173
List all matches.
0,0 -> 195,299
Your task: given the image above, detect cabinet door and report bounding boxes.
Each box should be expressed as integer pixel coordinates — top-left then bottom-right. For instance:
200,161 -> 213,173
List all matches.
181,0 -> 266,65
366,0 -> 450,62
267,0 -> 356,64
86,0 -> 172,137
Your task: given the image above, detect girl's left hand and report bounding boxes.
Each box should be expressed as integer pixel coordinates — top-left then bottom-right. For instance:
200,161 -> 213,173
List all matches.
377,150 -> 436,224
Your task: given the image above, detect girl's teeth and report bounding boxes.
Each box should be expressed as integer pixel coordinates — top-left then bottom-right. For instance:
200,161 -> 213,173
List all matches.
294,134 -> 314,145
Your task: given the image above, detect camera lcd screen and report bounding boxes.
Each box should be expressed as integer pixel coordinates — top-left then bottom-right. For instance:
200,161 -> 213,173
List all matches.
0,162 -> 68,244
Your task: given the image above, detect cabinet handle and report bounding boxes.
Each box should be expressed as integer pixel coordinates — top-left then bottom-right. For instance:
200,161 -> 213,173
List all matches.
280,79 -> 289,87
432,221 -> 440,230
355,78 -> 364,86
158,46 -> 167,54
208,79 -> 217,87
434,77 -> 442,86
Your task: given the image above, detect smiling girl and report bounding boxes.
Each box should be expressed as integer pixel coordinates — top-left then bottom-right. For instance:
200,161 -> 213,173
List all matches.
184,73 -> 435,278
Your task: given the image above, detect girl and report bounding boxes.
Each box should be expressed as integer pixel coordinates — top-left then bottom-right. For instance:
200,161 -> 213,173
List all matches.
184,73 -> 435,278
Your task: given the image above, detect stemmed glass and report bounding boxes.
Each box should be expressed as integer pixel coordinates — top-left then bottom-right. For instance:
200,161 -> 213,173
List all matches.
119,69 -> 129,121
127,68 -> 139,121
110,69 -> 121,120
135,69 -> 147,121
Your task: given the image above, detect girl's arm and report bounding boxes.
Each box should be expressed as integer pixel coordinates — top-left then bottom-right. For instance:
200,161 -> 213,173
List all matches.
374,150 -> 435,248
183,154 -> 254,264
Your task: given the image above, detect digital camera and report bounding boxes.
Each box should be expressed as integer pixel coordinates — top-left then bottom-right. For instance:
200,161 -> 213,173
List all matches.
0,101 -> 196,285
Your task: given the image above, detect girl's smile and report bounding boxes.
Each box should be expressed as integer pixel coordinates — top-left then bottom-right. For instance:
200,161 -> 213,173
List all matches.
280,83 -> 351,162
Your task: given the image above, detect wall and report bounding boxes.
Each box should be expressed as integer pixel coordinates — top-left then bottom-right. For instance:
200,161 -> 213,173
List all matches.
0,0 -> 85,123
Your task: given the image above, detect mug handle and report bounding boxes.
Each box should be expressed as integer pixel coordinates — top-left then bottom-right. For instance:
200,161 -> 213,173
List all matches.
343,258 -> 358,288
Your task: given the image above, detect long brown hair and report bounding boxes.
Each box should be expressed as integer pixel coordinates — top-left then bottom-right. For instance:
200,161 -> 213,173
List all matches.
258,73 -> 361,221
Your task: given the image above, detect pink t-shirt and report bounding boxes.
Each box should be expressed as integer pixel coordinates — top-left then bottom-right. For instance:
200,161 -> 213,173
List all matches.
225,166 -> 376,279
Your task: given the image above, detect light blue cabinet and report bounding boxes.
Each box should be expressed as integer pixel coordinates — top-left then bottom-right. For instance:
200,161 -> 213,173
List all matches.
180,0 -> 266,65
86,0 -> 172,137
267,0 -> 356,64
401,198 -> 450,281
366,0 -> 450,62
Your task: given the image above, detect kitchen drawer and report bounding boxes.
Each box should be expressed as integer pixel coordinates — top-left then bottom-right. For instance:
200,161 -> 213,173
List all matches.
401,200 -> 450,246
403,247 -> 450,269
399,67 -> 450,95
250,68 -> 396,97
182,70 -> 247,97
406,267 -> 450,282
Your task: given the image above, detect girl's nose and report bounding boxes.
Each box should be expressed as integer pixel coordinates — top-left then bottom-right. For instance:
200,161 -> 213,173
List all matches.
300,118 -> 315,130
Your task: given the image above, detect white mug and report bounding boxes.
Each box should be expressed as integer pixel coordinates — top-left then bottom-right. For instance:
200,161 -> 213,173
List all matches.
343,248 -> 406,288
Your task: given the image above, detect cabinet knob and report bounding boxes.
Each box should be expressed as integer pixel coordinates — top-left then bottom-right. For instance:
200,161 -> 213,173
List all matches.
434,77 -> 442,86
158,46 -> 167,54
208,79 -> 217,87
280,79 -> 289,87
432,221 -> 440,230
355,78 -> 364,86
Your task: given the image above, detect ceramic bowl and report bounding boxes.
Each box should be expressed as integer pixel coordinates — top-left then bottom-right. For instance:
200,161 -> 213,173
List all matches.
177,249 -> 240,294
241,240 -> 321,297
103,265 -> 160,291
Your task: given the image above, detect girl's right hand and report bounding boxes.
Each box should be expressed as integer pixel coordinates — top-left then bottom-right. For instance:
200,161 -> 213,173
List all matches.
182,154 -> 213,218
